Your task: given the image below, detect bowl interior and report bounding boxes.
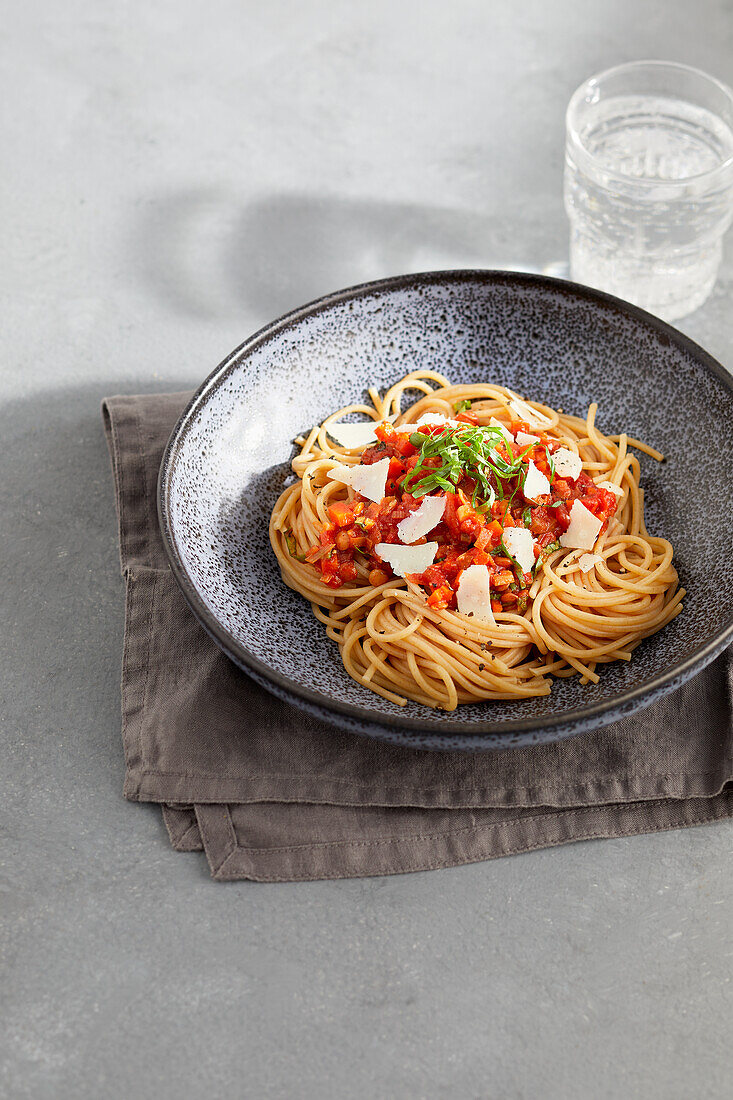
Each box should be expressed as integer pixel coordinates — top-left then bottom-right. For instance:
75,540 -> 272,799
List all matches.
162,273 -> 733,746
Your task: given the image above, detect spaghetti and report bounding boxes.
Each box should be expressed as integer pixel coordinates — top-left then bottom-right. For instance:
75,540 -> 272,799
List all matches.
269,370 -> 683,710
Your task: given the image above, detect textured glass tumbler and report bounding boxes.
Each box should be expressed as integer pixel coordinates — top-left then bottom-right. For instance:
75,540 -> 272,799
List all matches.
564,61 -> 733,321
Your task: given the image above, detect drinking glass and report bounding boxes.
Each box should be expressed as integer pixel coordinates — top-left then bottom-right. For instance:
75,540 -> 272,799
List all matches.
564,61 -> 733,321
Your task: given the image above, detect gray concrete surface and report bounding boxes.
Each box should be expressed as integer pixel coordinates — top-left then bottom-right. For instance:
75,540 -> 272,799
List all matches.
2,2 -> 732,1097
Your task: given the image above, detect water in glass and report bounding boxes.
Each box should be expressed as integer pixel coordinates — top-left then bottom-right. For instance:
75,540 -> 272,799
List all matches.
565,92 -> 733,320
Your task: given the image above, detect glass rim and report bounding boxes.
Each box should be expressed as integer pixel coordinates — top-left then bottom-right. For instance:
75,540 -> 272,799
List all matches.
566,59 -> 733,192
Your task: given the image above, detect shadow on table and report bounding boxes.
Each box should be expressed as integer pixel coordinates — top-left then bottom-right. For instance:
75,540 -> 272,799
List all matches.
1,386 -> 151,790
129,188 -> 540,321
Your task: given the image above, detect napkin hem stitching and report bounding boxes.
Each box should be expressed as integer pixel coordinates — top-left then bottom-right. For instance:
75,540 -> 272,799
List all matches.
136,764 -> 733,789
214,805 -> 732,881
222,793 -> 733,854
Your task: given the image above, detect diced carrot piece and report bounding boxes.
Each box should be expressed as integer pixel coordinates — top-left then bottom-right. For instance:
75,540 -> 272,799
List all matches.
328,501 -> 355,527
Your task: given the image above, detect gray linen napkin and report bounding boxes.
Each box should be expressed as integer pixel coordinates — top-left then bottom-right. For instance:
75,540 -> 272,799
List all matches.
102,393 -> 733,881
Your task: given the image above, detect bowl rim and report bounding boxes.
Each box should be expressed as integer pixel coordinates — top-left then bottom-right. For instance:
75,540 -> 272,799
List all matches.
157,269 -> 733,743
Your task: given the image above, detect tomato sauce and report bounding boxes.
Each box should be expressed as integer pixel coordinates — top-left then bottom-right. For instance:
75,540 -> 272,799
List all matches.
306,419 -> 618,611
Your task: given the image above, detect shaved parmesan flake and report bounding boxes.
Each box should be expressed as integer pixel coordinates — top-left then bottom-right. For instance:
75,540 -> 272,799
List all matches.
553,447 -> 583,480
559,500 -> 603,550
456,564 -> 495,624
578,553 -> 603,573
414,412 -> 466,430
397,494 -> 446,544
326,421 -> 380,448
502,527 -> 536,574
508,395 -> 554,429
598,480 -> 624,497
522,460 -> 551,501
375,541 -> 438,578
516,430 -> 540,446
489,417 -> 514,444
327,457 -> 389,503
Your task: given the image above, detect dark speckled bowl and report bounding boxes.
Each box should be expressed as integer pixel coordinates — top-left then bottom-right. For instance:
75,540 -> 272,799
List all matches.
158,271 -> 733,750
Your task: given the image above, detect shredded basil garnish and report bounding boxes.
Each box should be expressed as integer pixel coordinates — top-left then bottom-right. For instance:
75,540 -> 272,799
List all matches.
544,446 -> 556,484
403,424 -> 531,506
284,529 -> 306,561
